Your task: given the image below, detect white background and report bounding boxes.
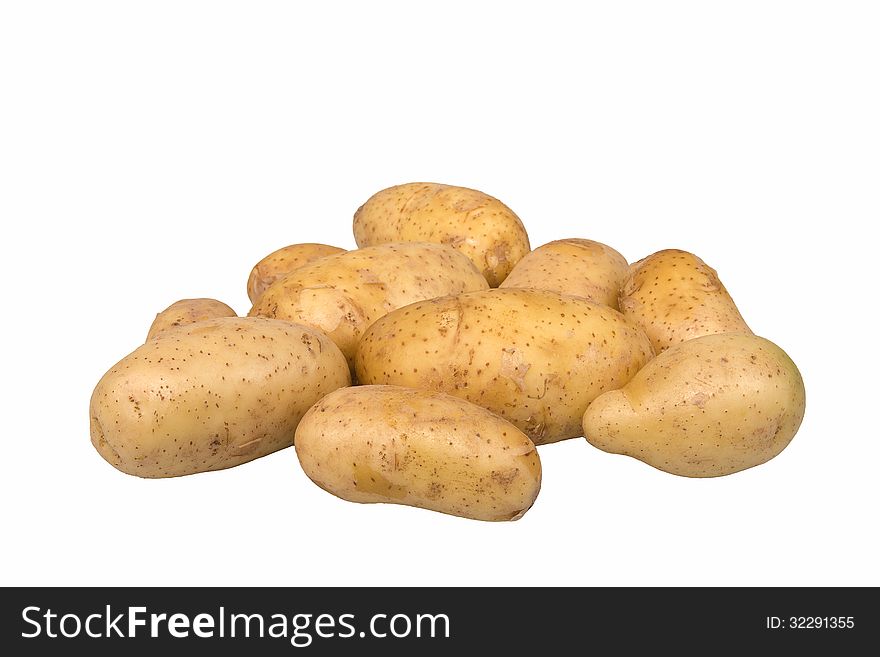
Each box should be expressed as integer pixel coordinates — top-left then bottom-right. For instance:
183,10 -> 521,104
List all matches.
1,1 -> 878,587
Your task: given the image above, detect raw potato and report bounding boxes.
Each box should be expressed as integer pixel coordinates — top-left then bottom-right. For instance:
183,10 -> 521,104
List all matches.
91,317 -> 350,478
247,243 -> 346,304
146,298 -> 236,341
295,385 -> 541,521
583,333 -> 805,477
353,182 -> 530,287
355,288 -> 654,444
619,249 -> 751,352
249,242 -> 489,366
499,238 -> 629,308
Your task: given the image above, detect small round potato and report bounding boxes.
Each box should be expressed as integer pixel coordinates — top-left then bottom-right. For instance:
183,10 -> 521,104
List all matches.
619,249 -> 751,352
146,298 -> 236,341
353,182 -> 530,286
583,333 -> 805,477
355,289 -> 654,444
249,242 -> 488,366
247,243 -> 346,303
499,238 -> 629,308
295,385 -> 542,521
91,317 -> 351,478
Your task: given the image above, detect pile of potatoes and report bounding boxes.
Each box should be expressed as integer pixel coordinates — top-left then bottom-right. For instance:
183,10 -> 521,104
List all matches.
90,182 -> 806,521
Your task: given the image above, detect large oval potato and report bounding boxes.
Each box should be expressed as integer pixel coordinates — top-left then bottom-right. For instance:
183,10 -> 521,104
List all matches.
499,238 -> 629,308
248,242 -> 488,366
353,182 -> 530,287
355,289 -> 654,444
146,298 -> 236,341
247,243 -> 346,304
583,333 -> 805,477
619,249 -> 751,352
91,317 -> 351,478
295,385 -> 542,521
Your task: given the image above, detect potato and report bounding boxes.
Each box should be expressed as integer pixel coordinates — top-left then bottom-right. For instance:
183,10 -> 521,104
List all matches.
146,298 -> 236,341
499,238 -> 628,308
353,182 -> 530,287
249,242 -> 488,366
295,385 -> 541,521
91,317 -> 350,478
619,249 -> 751,352
583,333 -> 805,477
355,289 -> 654,444
247,243 -> 346,304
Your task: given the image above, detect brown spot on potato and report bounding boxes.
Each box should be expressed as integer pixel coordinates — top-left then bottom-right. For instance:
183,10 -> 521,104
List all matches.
490,468 -> 520,492
690,392 -> 709,408
500,347 -> 530,392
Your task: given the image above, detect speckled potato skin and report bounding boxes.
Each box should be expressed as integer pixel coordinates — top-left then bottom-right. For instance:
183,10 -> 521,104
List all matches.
91,317 -> 351,478
619,249 -> 751,352
355,289 -> 654,444
248,242 -> 489,366
295,385 -> 542,521
583,333 -> 805,477
499,238 -> 629,308
247,243 -> 346,304
352,182 -> 530,287
146,298 -> 236,341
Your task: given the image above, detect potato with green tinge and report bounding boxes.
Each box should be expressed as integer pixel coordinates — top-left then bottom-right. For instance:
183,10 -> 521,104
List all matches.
146,298 -> 236,341
619,249 -> 751,352
499,238 -> 629,308
583,333 -> 805,477
353,182 -> 530,286
249,242 -> 488,366
247,243 -> 346,304
355,288 -> 654,445
295,385 -> 542,521
91,317 -> 350,478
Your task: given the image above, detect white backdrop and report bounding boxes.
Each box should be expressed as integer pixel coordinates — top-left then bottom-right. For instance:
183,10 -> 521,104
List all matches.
1,1 -> 877,586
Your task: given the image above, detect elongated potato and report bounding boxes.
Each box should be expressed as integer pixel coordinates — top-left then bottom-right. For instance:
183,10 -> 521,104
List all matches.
247,243 -> 346,303
146,298 -> 236,341
353,182 -> 530,286
91,317 -> 350,478
619,249 -> 751,352
295,385 -> 541,521
499,238 -> 628,308
355,289 -> 654,444
583,333 -> 805,477
249,242 -> 488,366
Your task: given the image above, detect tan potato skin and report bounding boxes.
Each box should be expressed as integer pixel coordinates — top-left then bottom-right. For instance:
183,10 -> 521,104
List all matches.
583,333 -> 805,477
146,298 -> 236,341
247,243 -> 346,304
355,289 -> 654,445
353,182 -> 530,287
619,249 -> 751,352
91,317 -> 351,478
295,385 -> 542,521
499,238 -> 629,308
248,242 -> 488,366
